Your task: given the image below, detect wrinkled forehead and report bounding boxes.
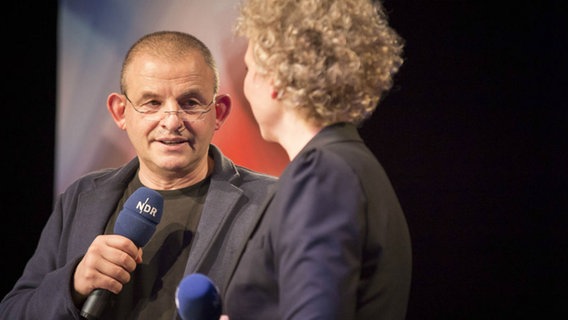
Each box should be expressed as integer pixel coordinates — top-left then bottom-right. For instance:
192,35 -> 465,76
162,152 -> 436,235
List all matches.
123,51 -> 215,95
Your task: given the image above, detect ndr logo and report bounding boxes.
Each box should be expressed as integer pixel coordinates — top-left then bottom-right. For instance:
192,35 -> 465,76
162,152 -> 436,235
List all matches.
136,198 -> 159,217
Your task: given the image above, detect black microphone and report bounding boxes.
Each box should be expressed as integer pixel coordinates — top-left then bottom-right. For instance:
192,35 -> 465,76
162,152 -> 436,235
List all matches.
175,273 -> 222,320
80,187 -> 164,320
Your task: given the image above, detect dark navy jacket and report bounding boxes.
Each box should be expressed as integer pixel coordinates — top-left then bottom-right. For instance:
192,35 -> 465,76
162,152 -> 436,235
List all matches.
225,123 -> 412,320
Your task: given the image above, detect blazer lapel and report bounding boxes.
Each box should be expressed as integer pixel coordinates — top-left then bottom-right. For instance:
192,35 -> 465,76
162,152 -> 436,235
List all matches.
183,178 -> 244,275
220,183 -> 278,295
68,184 -> 126,257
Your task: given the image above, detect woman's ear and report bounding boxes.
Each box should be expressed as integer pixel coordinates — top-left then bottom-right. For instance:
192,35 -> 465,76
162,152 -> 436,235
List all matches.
213,94 -> 232,130
107,92 -> 127,130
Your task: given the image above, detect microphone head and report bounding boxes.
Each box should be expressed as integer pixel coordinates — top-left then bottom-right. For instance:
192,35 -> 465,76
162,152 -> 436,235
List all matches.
176,273 -> 222,320
114,187 -> 163,247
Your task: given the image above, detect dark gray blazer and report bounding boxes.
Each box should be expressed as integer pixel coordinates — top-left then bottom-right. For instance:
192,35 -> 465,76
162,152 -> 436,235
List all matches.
224,123 -> 412,320
0,145 -> 276,319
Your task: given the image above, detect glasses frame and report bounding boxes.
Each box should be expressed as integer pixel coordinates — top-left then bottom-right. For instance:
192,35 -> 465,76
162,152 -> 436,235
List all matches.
123,92 -> 215,122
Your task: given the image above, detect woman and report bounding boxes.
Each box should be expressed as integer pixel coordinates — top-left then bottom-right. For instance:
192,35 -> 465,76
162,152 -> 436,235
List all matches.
224,0 -> 412,319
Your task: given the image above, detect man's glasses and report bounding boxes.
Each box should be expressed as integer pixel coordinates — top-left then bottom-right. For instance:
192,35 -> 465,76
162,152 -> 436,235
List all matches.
123,92 -> 214,122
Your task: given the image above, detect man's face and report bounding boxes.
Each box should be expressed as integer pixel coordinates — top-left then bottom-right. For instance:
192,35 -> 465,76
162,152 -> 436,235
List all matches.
122,51 -> 217,178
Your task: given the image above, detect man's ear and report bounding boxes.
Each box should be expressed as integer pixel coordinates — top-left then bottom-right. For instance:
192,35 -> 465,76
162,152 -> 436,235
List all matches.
213,94 -> 232,130
107,92 -> 127,130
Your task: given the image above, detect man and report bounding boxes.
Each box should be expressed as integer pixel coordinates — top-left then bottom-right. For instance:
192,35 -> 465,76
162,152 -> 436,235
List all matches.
0,31 -> 276,319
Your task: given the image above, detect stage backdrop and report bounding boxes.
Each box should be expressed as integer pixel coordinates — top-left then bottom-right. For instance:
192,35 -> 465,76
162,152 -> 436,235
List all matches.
57,0 -> 288,195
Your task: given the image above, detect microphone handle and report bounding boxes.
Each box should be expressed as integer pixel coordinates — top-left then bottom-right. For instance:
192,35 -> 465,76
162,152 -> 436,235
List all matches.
80,288 -> 114,320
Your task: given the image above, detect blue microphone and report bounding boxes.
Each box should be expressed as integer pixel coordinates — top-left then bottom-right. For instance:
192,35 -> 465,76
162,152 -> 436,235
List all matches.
176,273 -> 222,320
113,187 -> 163,247
80,187 -> 164,320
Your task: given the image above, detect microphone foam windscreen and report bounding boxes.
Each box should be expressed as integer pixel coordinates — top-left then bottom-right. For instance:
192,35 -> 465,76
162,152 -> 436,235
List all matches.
176,273 -> 222,320
114,186 -> 164,247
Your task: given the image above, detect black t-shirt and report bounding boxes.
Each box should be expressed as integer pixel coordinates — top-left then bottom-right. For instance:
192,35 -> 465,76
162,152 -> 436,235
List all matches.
102,173 -> 210,320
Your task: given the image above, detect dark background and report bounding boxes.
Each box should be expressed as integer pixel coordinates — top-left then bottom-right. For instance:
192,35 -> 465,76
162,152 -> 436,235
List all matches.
4,1 -> 566,319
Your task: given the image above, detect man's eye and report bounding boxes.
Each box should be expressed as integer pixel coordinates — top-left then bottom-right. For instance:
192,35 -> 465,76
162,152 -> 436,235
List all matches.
139,101 -> 161,111
147,100 -> 161,107
181,99 -> 203,109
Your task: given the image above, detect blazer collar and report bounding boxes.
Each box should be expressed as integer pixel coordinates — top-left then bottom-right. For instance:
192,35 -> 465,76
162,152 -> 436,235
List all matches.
301,122 -> 363,153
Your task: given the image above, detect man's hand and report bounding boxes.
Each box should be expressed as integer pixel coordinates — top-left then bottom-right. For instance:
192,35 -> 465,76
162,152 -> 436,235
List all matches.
72,235 -> 142,305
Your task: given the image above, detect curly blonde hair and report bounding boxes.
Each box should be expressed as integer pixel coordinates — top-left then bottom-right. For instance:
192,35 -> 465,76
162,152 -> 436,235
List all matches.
234,0 -> 404,126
